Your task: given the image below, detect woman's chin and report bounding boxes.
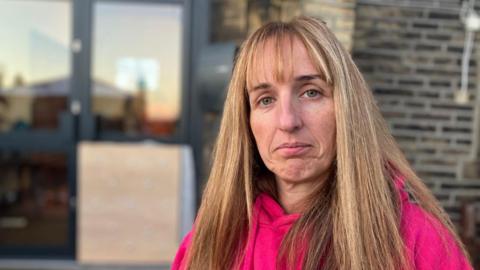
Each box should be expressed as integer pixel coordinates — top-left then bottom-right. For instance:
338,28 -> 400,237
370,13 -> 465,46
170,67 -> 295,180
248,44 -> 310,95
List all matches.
271,161 -> 330,186
274,170 -> 317,185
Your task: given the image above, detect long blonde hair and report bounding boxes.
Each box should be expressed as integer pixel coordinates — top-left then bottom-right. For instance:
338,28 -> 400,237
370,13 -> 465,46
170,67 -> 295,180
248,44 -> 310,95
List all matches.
184,16 -> 469,270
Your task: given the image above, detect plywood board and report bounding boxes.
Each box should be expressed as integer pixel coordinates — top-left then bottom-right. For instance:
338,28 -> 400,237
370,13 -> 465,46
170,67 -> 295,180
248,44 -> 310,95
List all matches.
78,142 -> 181,264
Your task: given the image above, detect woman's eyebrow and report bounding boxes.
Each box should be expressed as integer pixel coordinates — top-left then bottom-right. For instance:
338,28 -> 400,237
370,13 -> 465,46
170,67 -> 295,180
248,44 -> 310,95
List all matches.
294,74 -> 324,82
249,74 -> 325,93
250,83 -> 272,92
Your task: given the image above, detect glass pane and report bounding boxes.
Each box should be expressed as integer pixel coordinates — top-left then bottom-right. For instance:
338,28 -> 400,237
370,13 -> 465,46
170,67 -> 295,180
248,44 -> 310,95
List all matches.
0,151 -> 69,246
0,0 -> 71,132
92,3 -> 183,137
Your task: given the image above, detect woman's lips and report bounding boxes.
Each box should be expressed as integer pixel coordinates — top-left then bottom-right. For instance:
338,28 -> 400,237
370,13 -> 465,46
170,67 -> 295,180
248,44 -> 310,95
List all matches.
275,142 -> 312,157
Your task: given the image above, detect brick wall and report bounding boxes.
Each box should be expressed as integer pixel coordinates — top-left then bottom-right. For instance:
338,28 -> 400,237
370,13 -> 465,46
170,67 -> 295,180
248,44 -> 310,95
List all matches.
352,0 -> 480,224
301,0 -> 357,51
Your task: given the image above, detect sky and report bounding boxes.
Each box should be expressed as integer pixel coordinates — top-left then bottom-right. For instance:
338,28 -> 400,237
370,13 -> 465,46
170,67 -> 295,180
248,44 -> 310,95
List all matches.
0,0 -> 71,85
0,0 -> 183,121
93,2 -> 183,121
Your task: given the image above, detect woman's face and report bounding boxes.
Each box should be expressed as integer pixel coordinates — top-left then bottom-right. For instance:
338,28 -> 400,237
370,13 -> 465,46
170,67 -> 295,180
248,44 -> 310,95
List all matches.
248,37 -> 336,186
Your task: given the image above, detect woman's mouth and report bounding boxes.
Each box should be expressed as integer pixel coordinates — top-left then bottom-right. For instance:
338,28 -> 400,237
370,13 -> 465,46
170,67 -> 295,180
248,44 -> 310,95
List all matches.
275,142 -> 312,157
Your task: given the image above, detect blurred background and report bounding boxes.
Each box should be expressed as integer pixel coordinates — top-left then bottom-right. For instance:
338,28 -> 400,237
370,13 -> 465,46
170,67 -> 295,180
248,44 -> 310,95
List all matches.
0,0 -> 479,269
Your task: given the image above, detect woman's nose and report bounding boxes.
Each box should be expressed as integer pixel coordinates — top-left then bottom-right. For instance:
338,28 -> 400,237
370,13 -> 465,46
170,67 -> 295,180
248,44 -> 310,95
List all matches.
278,99 -> 303,132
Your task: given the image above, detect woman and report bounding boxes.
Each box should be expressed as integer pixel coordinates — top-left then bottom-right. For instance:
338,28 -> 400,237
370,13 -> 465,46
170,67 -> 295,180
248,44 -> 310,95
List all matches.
172,16 -> 473,270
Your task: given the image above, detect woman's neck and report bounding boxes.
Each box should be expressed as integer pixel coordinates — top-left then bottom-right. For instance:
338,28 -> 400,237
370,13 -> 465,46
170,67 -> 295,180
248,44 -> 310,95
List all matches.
276,180 -> 314,214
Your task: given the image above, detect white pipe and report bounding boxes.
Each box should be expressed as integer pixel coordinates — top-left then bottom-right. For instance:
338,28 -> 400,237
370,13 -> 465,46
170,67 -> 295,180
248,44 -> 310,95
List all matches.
456,0 -> 477,104
461,29 -> 474,93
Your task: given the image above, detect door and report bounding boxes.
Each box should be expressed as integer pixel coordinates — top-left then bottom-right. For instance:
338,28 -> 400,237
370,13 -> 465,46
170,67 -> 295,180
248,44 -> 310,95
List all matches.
0,0 -> 76,257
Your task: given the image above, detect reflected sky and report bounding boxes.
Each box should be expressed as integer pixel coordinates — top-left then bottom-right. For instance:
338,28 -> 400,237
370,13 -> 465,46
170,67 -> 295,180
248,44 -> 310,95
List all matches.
0,0 -> 70,86
93,2 -> 182,121
0,0 -> 183,121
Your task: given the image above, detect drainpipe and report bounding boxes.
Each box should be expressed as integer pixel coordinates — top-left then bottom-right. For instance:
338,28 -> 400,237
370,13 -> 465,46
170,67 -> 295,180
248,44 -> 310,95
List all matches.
456,0 -> 480,104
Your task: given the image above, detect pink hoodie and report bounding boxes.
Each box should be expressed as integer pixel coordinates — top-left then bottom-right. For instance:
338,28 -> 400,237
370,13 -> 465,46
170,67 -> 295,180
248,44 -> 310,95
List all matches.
172,181 -> 473,269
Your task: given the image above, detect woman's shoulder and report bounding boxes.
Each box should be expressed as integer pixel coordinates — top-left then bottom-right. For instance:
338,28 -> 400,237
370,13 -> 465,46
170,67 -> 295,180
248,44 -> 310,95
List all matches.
398,188 -> 473,270
171,231 -> 193,270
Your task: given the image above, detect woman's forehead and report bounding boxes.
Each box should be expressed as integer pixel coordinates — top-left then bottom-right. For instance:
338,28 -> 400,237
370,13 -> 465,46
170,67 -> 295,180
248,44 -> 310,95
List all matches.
246,35 -> 327,90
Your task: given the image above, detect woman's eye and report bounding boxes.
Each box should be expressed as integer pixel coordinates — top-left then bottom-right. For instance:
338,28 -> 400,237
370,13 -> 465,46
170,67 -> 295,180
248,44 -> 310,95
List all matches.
259,97 -> 273,106
303,89 -> 320,98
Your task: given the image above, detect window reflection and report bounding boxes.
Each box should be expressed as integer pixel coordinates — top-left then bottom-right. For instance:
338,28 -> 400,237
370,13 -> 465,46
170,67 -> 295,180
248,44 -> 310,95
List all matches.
0,151 -> 69,246
92,3 -> 183,137
0,0 -> 71,132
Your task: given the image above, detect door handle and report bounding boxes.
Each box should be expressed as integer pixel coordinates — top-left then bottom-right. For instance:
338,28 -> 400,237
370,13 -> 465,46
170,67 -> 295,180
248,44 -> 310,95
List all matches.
70,100 -> 81,115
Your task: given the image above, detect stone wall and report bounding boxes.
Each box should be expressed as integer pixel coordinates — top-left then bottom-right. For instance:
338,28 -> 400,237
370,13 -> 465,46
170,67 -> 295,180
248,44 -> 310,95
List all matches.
352,0 -> 480,224
301,0 -> 357,50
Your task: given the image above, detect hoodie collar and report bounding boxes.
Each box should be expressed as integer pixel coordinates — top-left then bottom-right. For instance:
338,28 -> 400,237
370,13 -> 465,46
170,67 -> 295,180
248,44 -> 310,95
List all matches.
255,193 -> 301,228
254,173 -> 409,227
